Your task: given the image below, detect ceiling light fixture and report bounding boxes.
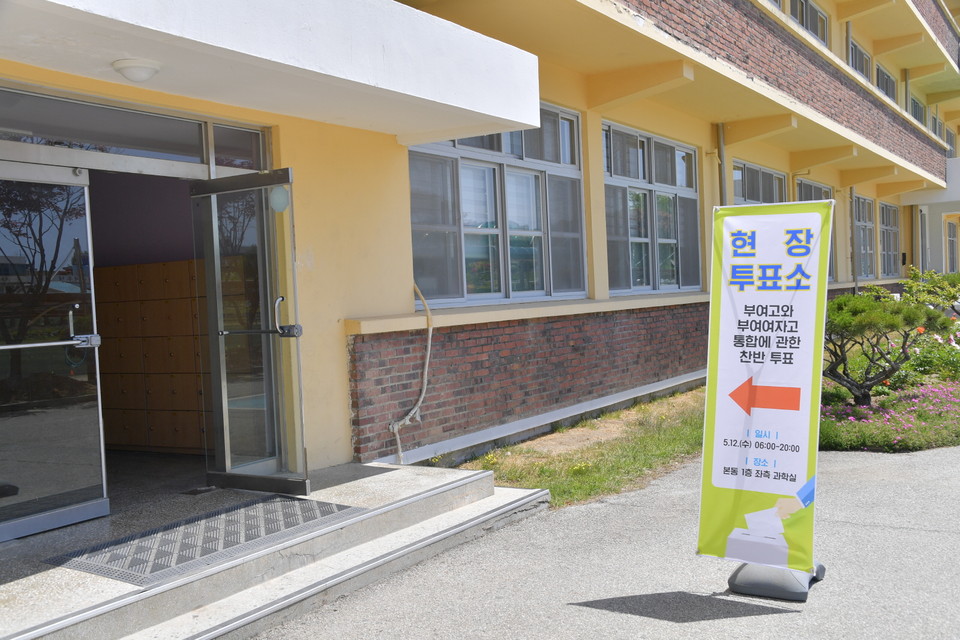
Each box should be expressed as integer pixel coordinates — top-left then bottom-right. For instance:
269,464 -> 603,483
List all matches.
111,58 -> 161,83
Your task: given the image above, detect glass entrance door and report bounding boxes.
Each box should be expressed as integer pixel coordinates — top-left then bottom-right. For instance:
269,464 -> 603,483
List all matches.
191,169 -> 307,494
0,161 -> 108,542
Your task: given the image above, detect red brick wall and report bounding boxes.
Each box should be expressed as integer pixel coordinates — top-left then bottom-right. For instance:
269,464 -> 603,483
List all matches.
913,0 -> 959,66
349,304 -> 709,461
617,0 -> 948,179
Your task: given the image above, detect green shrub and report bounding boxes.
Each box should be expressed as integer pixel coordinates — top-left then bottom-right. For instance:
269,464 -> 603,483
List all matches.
823,293 -> 952,406
904,331 -> 960,381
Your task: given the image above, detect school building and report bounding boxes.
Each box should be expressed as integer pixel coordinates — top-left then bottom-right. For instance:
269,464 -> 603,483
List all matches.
1,0 -> 959,545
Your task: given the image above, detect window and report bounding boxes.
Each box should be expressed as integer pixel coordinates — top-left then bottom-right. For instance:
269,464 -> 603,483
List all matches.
948,221 -> 958,273
604,123 -> 700,292
0,86 -> 205,163
849,40 -> 870,80
797,179 -> 831,203
409,105 -> 585,303
931,112 -> 945,140
911,96 -> 926,124
918,208 -> 929,271
797,179 -> 834,279
791,0 -> 829,45
457,134 -> 501,152
213,125 -> 264,170
948,129 -> 956,159
876,65 -> 896,101
733,162 -> 786,204
853,196 -> 875,279
879,203 -> 900,278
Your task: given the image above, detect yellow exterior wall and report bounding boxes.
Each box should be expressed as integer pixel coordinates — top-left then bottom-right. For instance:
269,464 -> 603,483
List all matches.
0,2 -> 927,467
281,124 -> 414,466
0,59 -> 415,468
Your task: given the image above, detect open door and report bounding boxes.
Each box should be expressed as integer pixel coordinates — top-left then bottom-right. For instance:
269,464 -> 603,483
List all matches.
190,169 -> 307,495
0,161 -> 108,542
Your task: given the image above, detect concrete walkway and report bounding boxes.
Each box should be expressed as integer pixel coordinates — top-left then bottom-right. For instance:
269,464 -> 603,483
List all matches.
254,447 -> 960,640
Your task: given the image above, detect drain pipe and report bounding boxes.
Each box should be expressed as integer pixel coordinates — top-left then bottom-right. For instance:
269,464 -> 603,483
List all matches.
388,284 -> 434,464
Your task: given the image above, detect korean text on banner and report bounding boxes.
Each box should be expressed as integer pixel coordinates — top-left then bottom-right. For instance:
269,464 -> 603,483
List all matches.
697,200 -> 833,573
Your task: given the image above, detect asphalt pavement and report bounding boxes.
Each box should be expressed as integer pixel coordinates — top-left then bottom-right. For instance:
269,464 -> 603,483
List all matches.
255,447 -> 960,639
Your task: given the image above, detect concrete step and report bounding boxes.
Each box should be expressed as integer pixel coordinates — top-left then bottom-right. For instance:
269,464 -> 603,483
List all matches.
17,467 -> 545,640
124,487 -> 549,640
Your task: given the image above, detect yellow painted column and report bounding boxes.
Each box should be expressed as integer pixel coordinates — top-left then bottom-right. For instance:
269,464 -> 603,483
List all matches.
582,109 -> 609,300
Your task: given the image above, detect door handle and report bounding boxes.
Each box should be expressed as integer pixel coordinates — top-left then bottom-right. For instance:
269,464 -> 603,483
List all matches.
218,297 -> 302,338
274,295 -> 303,338
71,334 -> 102,349
68,303 -> 100,348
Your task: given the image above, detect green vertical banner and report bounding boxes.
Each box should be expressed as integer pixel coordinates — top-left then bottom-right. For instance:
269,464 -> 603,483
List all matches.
697,200 -> 833,573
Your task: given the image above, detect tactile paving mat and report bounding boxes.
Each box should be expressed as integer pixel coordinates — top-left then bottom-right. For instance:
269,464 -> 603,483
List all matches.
47,495 -> 367,587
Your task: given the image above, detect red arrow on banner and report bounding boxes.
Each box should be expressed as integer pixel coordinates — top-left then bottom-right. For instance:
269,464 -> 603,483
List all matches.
729,377 -> 801,415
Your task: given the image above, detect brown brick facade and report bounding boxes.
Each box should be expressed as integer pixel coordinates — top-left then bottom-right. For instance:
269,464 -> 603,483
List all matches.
349,304 -> 709,461
618,0 -> 949,179
913,0 -> 959,67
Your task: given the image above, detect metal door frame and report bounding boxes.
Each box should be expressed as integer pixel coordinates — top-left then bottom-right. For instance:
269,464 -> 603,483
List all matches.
190,169 -> 308,495
0,160 -> 109,542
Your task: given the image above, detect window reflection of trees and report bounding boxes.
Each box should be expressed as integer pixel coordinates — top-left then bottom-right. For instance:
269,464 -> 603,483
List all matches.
0,179 -> 92,403
217,191 -> 263,372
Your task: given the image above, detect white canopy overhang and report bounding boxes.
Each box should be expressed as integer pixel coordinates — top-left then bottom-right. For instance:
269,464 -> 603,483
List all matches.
0,0 -> 541,145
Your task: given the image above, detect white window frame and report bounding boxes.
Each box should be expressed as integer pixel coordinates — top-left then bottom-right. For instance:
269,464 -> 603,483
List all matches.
911,95 -> 926,125
876,64 -> 896,101
849,39 -> 871,81
733,161 -> 786,204
947,221 -> 958,273
409,103 -> 586,306
918,208 -> 929,272
797,178 -> 834,279
879,202 -> 900,278
930,112 -> 945,140
603,122 -> 700,293
854,195 -> 876,279
791,0 -> 829,46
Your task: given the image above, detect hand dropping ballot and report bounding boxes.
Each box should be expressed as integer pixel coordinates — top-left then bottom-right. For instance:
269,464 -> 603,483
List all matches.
726,475 -> 816,567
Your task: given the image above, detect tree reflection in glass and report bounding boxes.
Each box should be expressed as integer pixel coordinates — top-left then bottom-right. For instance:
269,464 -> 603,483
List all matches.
0,179 -> 91,404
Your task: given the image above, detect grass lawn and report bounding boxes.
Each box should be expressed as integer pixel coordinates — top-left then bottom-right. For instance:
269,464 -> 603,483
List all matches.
457,380 -> 960,507
458,389 -> 704,507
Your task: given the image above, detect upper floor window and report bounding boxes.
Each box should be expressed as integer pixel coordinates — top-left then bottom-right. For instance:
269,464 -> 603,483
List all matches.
409,105 -> 585,304
733,161 -> 786,204
948,129 -> 956,158
931,112 -> 945,140
876,65 -> 896,101
849,40 -> 870,80
603,123 -> 700,293
791,0 -> 829,46
911,95 -> 926,124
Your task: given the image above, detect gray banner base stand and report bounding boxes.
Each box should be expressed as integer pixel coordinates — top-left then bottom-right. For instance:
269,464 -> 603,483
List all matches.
728,562 -> 826,602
